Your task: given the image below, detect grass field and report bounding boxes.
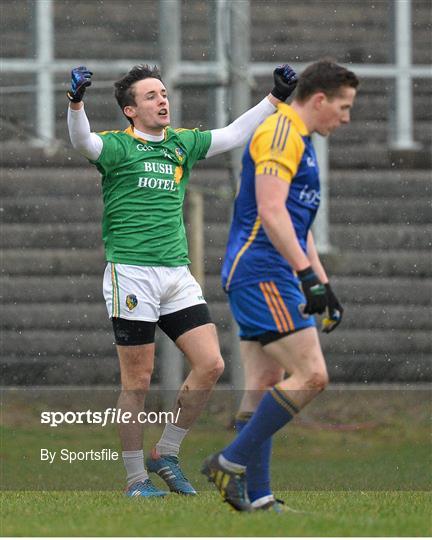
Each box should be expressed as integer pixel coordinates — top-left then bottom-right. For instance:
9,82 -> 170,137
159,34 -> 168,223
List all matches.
2,490 -> 430,537
1,387 -> 431,536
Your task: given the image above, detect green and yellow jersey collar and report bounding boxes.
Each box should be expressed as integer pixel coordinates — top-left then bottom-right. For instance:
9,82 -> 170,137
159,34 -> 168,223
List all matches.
123,125 -> 169,143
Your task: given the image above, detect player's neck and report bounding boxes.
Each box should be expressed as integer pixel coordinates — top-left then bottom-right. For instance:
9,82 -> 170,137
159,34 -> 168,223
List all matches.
291,101 -> 314,134
133,126 -> 165,142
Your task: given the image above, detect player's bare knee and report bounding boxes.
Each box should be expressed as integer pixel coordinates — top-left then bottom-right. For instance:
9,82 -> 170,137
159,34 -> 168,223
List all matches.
198,354 -> 225,382
135,371 -> 152,390
265,367 -> 284,388
304,369 -> 329,392
121,367 -> 153,391
210,355 -> 225,380
253,371 -> 281,391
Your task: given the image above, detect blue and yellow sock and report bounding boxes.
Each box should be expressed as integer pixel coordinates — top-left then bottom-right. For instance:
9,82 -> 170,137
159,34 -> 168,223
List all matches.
224,385 -> 299,466
235,411 -> 272,503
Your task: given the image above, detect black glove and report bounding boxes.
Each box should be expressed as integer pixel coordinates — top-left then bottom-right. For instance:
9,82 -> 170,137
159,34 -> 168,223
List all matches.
321,283 -> 344,333
298,266 -> 327,315
67,66 -> 93,103
271,64 -> 298,102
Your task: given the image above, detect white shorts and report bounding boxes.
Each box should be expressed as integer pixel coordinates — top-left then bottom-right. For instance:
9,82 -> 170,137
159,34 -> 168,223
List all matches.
103,263 -> 206,321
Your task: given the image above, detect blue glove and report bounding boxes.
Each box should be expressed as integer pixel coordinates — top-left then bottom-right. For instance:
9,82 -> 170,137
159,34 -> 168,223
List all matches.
67,66 -> 93,103
271,64 -> 298,101
321,283 -> 344,333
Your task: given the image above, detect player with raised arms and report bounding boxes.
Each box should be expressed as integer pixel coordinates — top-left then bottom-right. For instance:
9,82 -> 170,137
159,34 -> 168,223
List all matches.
202,59 -> 359,512
66,62 -> 297,497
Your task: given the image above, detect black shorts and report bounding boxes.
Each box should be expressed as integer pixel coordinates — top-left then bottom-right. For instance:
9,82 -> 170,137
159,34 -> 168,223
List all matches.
240,327 -> 304,346
111,303 -> 212,346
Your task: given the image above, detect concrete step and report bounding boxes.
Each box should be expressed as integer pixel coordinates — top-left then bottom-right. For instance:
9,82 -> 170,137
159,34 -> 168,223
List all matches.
328,144 -> 432,169
2,274 -> 431,307
0,222 -> 231,250
0,165 -> 229,196
2,328 -> 430,359
312,250 -> 431,278
0,303 -> 109,330
2,136 -> 431,177
2,302 -> 430,332
1,352 -> 430,385
2,166 -> 430,198
204,197 -> 432,225
205,275 -> 432,306
1,224 -> 103,249
0,144 -> 96,169
2,329 -> 115,357
210,302 -> 432,332
0,276 -> 102,303
205,196 -> 432,225
1,248 -> 106,275
5,194 -> 428,224
330,198 -> 431,224
330,120 -> 432,145
320,329 -> 431,355
0,356 -> 120,386
204,249 -> 431,278
326,354 -> 431,383
328,276 -> 432,306
353,94 -> 432,121
135,222 -> 432,252
1,196 -> 104,223
0,167 -> 102,197
330,170 -> 431,198
330,224 -> 432,250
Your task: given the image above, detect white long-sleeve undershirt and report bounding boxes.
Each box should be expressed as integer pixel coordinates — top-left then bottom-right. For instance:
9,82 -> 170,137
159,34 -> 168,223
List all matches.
67,106 -> 103,161
205,97 -> 276,158
67,96 -> 276,161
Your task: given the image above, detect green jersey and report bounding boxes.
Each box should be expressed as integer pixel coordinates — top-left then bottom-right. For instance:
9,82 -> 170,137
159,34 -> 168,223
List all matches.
90,126 -> 212,266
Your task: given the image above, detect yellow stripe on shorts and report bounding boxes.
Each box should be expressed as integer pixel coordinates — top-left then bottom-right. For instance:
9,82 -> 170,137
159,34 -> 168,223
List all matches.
259,282 -> 287,333
269,281 -> 295,332
111,263 -> 120,318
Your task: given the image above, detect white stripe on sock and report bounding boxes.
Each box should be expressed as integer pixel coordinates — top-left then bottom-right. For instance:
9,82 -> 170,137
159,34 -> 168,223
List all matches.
251,495 -> 275,508
219,453 -> 246,473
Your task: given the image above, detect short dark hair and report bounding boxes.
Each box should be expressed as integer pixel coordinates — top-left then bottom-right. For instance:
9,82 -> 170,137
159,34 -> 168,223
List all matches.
295,59 -> 359,103
114,64 -> 163,125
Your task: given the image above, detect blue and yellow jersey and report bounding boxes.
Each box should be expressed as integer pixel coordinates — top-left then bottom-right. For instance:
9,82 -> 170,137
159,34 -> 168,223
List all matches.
222,104 -> 321,291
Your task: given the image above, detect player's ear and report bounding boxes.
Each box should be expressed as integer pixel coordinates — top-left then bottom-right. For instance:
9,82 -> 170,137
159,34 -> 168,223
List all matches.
312,92 -> 327,110
123,105 -> 136,120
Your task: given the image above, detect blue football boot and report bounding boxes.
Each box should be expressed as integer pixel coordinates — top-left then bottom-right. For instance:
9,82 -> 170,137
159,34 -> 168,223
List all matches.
146,449 -> 197,495
125,478 -> 167,497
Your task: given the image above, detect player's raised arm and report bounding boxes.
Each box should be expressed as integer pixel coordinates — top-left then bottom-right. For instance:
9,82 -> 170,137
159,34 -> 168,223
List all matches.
66,66 -> 103,161
205,64 -> 297,158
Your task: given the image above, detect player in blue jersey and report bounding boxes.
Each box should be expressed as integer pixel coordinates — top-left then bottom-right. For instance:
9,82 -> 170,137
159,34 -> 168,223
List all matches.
202,60 -> 359,512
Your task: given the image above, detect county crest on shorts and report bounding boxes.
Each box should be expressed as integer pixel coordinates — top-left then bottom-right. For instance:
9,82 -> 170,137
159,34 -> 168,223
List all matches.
126,294 -> 138,311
